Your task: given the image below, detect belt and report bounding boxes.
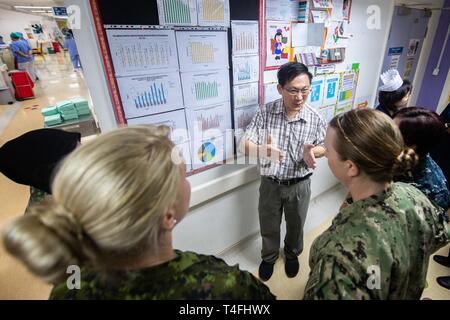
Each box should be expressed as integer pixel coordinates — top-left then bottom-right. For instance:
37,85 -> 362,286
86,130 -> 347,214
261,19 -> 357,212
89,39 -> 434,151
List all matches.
266,174 -> 312,186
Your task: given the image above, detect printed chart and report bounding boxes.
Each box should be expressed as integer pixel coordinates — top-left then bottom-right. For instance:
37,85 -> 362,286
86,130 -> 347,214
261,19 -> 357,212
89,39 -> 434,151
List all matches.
234,104 -> 258,130
233,82 -> 259,108
231,20 -> 258,55
176,31 -> 229,71
157,0 -> 198,26
232,55 -> 259,85
186,101 -> 232,137
197,0 -> 230,27
181,69 -> 230,108
127,109 -> 192,171
106,29 -> 179,77
117,72 -> 184,119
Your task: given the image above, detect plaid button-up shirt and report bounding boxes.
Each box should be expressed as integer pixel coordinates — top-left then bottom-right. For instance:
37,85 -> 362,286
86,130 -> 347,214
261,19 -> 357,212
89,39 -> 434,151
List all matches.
244,98 -> 327,180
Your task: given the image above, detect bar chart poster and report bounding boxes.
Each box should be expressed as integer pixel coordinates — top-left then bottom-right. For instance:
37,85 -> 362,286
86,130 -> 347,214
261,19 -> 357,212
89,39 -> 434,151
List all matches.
186,101 -> 232,137
232,55 -> 259,85
117,72 -> 184,119
181,69 -> 230,108
234,104 -> 258,131
157,0 -> 198,26
197,0 -> 230,27
233,82 -> 259,108
231,21 -> 259,55
176,31 -> 229,72
106,29 -> 179,77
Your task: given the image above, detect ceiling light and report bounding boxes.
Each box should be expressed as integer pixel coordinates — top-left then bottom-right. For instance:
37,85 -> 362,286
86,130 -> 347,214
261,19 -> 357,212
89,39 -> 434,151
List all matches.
14,6 -> 53,10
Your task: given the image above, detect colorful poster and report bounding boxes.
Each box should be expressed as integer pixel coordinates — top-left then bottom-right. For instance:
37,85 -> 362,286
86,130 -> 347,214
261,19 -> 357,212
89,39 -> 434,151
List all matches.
308,75 -> 325,108
403,57 -> 415,79
323,74 -> 340,106
266,21 -> 291,67
338,72 -> 356,103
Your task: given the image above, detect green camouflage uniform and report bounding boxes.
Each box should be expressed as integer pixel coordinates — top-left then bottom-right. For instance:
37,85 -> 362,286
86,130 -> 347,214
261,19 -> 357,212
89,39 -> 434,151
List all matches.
304,182 -> 450,300
50,250 -> 275,300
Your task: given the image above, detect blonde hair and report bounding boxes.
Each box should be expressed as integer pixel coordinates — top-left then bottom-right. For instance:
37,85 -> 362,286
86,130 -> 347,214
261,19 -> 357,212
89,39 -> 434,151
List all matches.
2,126 -> 181,284
330,109 -> 418,183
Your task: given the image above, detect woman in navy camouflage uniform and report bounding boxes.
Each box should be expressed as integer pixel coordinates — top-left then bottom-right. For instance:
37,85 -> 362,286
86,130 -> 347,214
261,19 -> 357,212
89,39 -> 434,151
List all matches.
304,109 -> 449,300
2,126 -> 274,300
393,107 -> 450,212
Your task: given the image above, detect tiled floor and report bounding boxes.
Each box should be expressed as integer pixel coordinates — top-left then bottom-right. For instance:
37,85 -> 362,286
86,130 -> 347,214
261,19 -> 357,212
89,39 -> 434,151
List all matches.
218,185 -> 450,300
0,53 -> 449,300
0,52 -> 89,299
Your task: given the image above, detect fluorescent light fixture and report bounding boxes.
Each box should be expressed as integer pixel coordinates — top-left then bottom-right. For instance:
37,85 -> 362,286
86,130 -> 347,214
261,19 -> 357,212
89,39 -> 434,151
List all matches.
14,6 -> 52,9
31,10 -> 49,13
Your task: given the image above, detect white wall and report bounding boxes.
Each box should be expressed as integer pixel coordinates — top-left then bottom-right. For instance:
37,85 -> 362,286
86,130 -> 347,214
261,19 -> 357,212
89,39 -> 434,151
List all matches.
0,8 -> 59,44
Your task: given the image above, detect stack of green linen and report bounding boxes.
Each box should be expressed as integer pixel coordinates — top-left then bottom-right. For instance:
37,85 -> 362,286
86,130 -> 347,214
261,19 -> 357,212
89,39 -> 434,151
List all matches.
44,113 -> 63,126
41,106 -> 58,117
56,100 -> 78,121
71,97 -> 91,116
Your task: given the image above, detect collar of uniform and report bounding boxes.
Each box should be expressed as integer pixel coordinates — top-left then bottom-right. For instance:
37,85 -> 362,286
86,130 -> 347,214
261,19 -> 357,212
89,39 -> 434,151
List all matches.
339,183 -> 394,219
270,99 -> 309,122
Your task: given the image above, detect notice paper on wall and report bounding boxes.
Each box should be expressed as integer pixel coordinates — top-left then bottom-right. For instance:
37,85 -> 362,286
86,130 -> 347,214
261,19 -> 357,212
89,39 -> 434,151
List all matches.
116,72 -> 184,119
232,54 -> 259,85
176,30 -> 229,72
231,20 -> 259,55
106,28 -> 179,77
323,73 -> 340,106
233,82 -> 259,108
197,0 -> 230,27
180,69 -> 230,108
264,82 -> 280,104
157,0 -> 198,26
266,0 -> 299,21
291,22 -> 325,47
308,75 -> 325,108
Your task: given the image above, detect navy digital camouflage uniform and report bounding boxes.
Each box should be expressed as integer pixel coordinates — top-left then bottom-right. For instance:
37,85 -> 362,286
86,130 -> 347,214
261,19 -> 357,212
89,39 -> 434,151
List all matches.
304,182 -> 450,300
397,153 -> 450,211
50,250 -> 275,300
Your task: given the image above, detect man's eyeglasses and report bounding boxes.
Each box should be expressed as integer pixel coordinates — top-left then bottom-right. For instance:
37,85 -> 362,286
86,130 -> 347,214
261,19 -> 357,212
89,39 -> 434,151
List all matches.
284,87 -> 310,96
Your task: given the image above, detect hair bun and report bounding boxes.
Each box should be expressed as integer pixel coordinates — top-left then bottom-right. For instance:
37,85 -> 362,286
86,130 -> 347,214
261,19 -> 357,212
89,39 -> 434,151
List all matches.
393,148 -> 418,176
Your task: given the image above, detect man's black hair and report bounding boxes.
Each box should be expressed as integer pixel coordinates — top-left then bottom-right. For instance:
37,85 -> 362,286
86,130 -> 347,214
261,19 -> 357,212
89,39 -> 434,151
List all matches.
277,62 -> 313,86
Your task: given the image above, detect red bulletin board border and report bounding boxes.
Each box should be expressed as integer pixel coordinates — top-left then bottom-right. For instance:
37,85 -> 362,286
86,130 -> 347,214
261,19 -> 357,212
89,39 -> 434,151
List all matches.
89,0 -> 127,126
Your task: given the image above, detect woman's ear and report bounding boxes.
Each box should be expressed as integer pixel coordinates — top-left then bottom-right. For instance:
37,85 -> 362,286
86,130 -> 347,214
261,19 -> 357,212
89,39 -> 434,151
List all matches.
346,160 -> 359,178
161,207 -> 177,232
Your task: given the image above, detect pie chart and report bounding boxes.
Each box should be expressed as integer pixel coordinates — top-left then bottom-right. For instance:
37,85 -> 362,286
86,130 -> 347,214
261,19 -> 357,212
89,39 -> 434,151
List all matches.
198,141 -> 216,163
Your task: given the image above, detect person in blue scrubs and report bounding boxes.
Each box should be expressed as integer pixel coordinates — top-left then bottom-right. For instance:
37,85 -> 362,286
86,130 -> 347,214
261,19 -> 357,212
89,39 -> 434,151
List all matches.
9,32 -> 37,81
63,30 -> 81,72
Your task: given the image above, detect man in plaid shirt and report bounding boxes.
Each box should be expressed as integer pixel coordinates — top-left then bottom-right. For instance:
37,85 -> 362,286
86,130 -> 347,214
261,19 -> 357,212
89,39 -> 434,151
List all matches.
240,62 -> 327,281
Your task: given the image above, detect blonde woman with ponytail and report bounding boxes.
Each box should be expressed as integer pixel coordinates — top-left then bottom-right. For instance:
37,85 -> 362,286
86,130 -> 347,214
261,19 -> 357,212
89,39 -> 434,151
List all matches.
303,109 -> 449,300
2,126 -> 274,300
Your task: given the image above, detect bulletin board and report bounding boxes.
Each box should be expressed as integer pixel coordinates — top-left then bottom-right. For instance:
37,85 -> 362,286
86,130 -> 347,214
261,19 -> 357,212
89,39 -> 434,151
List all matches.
88,0 -> 360,176
89,0 -> 259,175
